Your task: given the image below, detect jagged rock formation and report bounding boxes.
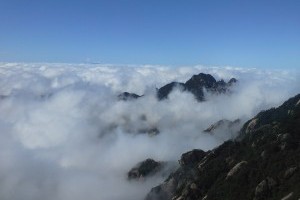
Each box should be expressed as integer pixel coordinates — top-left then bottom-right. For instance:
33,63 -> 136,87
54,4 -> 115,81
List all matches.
118,92 -> 142,101
157,73 -> 237,101
146,94 -> 300,200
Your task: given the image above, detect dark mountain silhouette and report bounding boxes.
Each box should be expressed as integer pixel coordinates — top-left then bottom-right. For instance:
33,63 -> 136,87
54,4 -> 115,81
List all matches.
145,94 -> 300,200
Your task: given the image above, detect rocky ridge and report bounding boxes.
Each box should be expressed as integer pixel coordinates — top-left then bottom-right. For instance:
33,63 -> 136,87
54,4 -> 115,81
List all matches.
145,94 -> 300,200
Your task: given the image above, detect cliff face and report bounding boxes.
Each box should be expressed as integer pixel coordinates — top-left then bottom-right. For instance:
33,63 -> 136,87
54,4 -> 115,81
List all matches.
146,94 -> 300,200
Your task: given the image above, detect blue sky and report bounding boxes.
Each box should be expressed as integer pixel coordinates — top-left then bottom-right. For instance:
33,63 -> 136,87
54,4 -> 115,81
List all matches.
0,0 -> 299,68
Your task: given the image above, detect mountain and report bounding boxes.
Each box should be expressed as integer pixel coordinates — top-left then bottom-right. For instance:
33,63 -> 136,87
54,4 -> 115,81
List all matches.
118,73 -> 237,101
157,73 -> 237,101
145,94 -> 300,200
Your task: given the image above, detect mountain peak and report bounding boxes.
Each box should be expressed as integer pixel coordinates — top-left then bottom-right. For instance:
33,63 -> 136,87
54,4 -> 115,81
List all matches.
157,73 -> 237,101
185,73 -> 217,88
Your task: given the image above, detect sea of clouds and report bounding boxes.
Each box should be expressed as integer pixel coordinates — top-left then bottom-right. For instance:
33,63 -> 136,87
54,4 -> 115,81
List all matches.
0,62 -> 299,200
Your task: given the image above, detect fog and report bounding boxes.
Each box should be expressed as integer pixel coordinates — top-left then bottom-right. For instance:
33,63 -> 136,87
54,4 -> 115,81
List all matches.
0,63 -> 299,200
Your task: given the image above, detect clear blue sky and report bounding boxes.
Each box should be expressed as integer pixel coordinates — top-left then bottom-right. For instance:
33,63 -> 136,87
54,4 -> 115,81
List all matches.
0,0 -> 299,68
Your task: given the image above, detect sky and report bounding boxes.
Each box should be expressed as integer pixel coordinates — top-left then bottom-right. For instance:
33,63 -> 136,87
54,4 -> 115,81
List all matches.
0,0 -> 299,68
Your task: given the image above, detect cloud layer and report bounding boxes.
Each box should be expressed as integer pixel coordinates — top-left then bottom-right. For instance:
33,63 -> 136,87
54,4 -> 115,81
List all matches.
0,63 -> 299,200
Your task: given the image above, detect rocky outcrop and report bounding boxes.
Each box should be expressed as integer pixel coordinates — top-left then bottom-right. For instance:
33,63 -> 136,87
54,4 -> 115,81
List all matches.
146,94 -> 300,200
179,149 -> 206,167
226,160 -> 248,179
128,159 -> 163,180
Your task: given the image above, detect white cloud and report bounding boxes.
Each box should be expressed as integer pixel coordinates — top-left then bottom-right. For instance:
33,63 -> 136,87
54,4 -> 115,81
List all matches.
0,63 -> 299,200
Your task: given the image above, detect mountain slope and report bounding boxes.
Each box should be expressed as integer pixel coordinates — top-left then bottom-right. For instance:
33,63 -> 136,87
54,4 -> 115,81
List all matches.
146,94 -> 300,200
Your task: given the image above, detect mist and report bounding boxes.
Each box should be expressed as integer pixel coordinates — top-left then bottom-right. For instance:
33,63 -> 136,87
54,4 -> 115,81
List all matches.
0,63 -> 299,200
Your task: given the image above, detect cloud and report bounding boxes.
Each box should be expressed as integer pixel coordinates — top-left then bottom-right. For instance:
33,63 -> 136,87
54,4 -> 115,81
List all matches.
0,63 -> 299,200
